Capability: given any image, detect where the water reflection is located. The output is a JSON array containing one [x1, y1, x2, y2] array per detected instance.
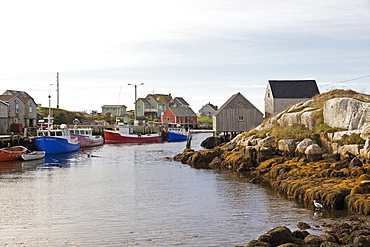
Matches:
[[0, 134, 351, 246]]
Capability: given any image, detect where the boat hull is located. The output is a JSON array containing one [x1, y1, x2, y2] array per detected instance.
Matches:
[[34, 136, 80, 154], [103, 130, 162, 143], [71, 135, 104, 147], [167, 132, 188, 142], [0, 146, 27, 162], [21, 151, 46, 161]]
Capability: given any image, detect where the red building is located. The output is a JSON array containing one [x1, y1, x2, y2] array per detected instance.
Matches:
[[161, 107, 198, 124]]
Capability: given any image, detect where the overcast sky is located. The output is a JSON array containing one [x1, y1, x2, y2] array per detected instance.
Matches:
[[0, 0, 369, 114]]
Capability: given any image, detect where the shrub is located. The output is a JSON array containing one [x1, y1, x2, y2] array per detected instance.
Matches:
[[338, 133, 366, 145]]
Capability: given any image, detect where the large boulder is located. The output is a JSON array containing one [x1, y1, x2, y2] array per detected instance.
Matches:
[[304, 144, 323, 161], [323, 98, 370, 130], [257, 226, 295, 247], [278, 139, 296, 156], [339, 144, 363, 159], [186, 149, 221, 168], [300, 109, 322, 130], [360, 122, 370, 140], [295, 138, 316, 157]]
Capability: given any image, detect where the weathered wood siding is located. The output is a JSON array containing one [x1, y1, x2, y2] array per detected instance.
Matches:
[[213, 93, 263, 132], [0, 102, 8, 134], [213, 108, 263, 132]]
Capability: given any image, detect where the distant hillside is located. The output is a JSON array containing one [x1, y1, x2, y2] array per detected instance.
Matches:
[[37, 107, 92, 125]]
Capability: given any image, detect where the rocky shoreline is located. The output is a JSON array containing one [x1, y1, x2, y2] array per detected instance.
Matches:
[[240, 214, 370, 247], [173, 137, 370, 246], [173, 90, 370, 246]]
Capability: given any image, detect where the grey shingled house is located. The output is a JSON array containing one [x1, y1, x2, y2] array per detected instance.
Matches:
[[213, 92, 263, 134], [264, 80, 320, 118]]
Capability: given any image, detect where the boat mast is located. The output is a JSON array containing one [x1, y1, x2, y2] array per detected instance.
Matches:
[[45, 95, 54, 130]]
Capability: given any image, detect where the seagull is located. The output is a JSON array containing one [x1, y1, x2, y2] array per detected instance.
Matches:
[[313, 200, 323, 210]]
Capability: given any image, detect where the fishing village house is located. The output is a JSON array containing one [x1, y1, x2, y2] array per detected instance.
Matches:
[[0, 90, 38, 134], [161, 107, 198, 127], [213, 92, 263, 136], [264, 79, 320, 118], [136, 93, 193, 120], [101, 105, 127, 117], [0, 100, 9, 134], [101, 104, 130, 123], [199, 102, 218, 117], [3, 90, 38, 128]]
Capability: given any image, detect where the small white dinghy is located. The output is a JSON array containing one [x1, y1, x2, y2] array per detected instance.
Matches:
[[21, 151, 46, 161]]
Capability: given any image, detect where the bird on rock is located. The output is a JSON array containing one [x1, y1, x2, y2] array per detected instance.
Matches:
[[313, 200, 323, 210]]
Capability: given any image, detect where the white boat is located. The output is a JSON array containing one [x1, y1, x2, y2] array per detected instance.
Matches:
[[21, 151, 46, 161]]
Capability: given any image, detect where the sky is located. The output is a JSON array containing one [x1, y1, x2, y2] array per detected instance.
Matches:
[[0, 0, 369, 114]]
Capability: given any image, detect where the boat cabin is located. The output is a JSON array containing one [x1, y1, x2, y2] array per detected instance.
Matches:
[[36, 129, 71, 137], [70, 129, 93, 136], [115, 124, 134, 135]]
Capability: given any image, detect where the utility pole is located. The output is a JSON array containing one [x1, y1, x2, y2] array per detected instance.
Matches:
[[56, 72, 60, 108]]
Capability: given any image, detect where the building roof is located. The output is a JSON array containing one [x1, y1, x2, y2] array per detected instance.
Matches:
[[0, 100, 9, 106], [268, 80, 320, 99], [174, 97, 189, 106], [3, 90, 32, 98], [3, 90, 37, 105], [215, 92, 262, 116], [101, 104, 127, 108], [137, 98, 150, 104], [0, 95, 21, 102], [148, 94, 172, 105], [169, 107, 197, 117], [203, 102, 217, 111]]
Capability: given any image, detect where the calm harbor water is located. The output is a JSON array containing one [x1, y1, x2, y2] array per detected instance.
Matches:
[[0, 133, 348, 246]]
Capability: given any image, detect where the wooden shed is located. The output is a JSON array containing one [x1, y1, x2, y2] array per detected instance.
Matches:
[[213, 92, 263, 133]]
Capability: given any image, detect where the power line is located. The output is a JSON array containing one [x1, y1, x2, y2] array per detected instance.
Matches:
[[320, 74, 370, 87]]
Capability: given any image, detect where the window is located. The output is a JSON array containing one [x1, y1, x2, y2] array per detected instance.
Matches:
[[166, 117, 170, 120], [29, 106, 33, 113], [238, 116, 244, 121], [15, 103, 19, 113]]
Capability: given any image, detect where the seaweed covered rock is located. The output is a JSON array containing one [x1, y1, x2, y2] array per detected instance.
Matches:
[[173, 148, 195, 164], [186, 149, 221, 168], [256, 226, 295, 247], [201, 136, 226, 149]]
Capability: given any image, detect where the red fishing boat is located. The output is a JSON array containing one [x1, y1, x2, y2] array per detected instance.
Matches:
[[103, 124, 162, 143], [0, 146, 28, 162]]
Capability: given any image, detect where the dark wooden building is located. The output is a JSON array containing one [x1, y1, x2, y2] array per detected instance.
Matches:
[[213, 92, 263, 133]]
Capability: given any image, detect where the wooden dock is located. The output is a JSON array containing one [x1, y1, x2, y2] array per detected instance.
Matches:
[[0, 135, 20, 147]]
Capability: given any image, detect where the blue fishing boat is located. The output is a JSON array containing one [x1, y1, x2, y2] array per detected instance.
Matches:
[[167, 127, 190, 142], [33, 96, 80, 154], [34, 124, 80, 154]]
